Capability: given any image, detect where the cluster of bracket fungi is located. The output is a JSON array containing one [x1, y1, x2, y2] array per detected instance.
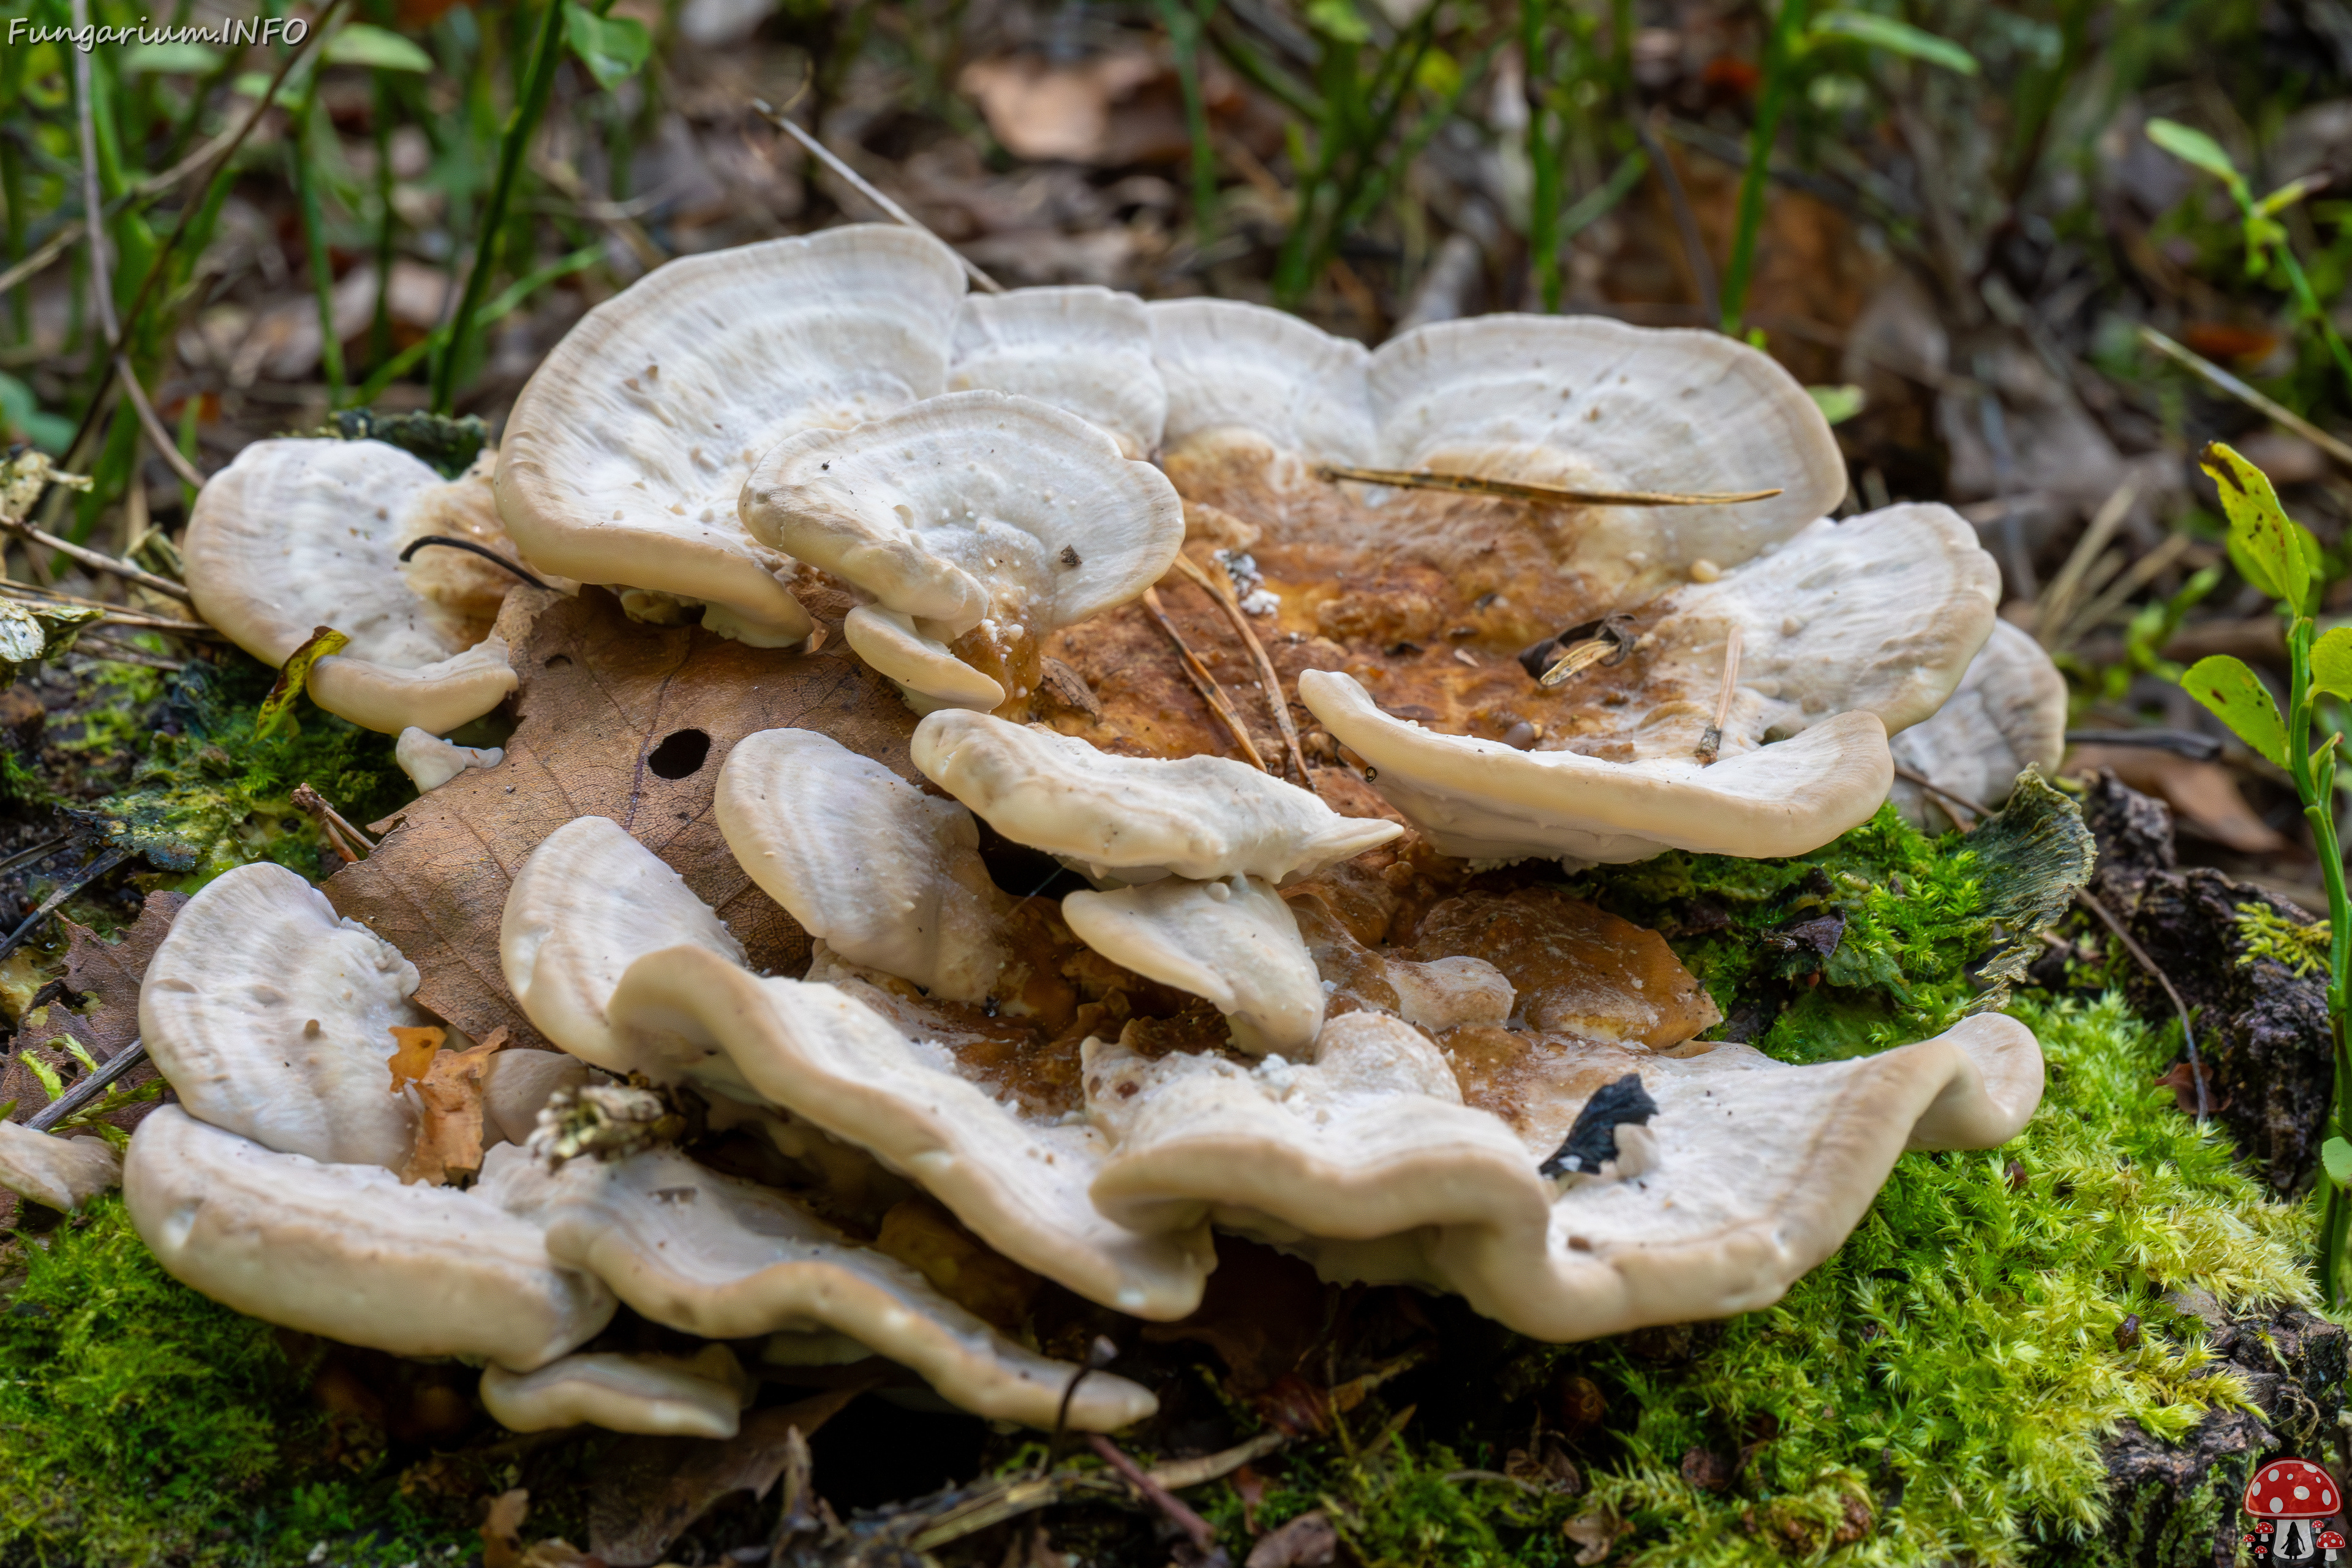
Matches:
[[10, 225, 2068, 1442]]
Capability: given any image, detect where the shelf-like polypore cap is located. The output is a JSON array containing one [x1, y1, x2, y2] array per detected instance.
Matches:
[[948, 286, 1166, 459], [125, 1106, 616, 1370], [1891, 620, 2068, 830], [0, 1121, 121, 1211], [911, 709, 1401, 883], [714, 728, 1008, 1003], [741, 391, 1183, 712], [496, 226, 969, 648], [499, 1144, 1159, 1430], [1148, 299, 1376, 461], [1061, 876, 1324, 1056], [140, 861, 425, 1169], [186, 439, 519, 736], [479, 1346, 750, 1438], [501, 815, 747, 1076]]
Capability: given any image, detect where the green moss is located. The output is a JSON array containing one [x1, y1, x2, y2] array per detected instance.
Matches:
[[2233, 900, 2328, 978], [1212, 995, 2309, 1567], [0, 1199, 467, 1566], [88, 657, 405, 889]]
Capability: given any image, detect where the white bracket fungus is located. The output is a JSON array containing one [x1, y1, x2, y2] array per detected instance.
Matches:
[[1297, 504, 2000, 863], [126, 1107, 617, 1370], [948, 286, 1166, 459], [497, 1145, 1158, 1431], [395, 726, 505, 792], [715, 728, 1008, 1003], [186, 439, 520, 736], [1890, 620, 2069, 831], [0, 1121, 121, 1211], [140, 861, 426, 1169], [740, 391, 1184, 714], [497, 227, 970, 648], [911, 709, 1401, 883], [1061, 876, 1325, 1057], [479, 1346, 752, 1439]]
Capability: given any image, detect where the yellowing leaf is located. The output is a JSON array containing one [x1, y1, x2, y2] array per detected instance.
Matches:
[[2180, 654, 2288, 767], [2202, 441, 2314, 612], [2313, 626, 2352, 702], [255, 625, 350, 740], [385, 1024, 445, 1093]]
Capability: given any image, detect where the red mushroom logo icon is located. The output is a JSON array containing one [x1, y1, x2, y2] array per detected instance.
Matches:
[[2245, 1460, 2345, 1561]]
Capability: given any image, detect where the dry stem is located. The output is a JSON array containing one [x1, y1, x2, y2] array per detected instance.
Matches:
[[1169, 552, 1311, 782], [1140, 586, 1271, 772]]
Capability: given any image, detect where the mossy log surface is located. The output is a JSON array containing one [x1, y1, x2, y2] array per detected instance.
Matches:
[[0, 657, 2330, 1568]]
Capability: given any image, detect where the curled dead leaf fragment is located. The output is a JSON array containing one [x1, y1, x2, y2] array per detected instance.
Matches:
[[1245, 1509, 1336, 1568], [481, 1487, 595, 1568], [1565, 1504, 1631, 1566], [401, 1027, 507, 1186], [255, 625, 352, 739], [386, 1025, 445, 1094]]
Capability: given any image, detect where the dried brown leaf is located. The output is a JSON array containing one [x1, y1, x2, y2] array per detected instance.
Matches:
[[587, 1384, 870, 1567], [400, 1029, 505, 1186], [0, 892, 187, 1134], [385, 1025, 446, 1094], [2066, 744, 2288, 855], [323, 587, 918, 1050], [1245, 1510, 1336, 1568]]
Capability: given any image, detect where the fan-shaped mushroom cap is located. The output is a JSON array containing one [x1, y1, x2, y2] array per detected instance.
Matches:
[[741, 391, 1184, 712], [1149, 299, 1376, 461], [481, 1049, 592, 1147], [500, 1143, 1158, 1430], [1085, 1011, 2042, 1341], [714, 728, 1008, 1002], [124, 1107, 615, 1369], [496, 227, 969, 648], [1365, 316, 1846, 565], [0, 1122, 120, 1210], [1891, 620, 2068, 831], [911, 709, 1401, 883], [396, 726, 504, 791], [948, 287, 1166, 459], [601, 942, 1213, 1317], [480, 1346, 750, 1438], [842, 606, 1009, 715], [1062, 876, 1324, 1056], [1295, 505, 1999, 863], [140, 861, 424, 1169], [186, 439, 519, 736], [1302, 670, 1891, 863], [501, 815, 746, 1076]]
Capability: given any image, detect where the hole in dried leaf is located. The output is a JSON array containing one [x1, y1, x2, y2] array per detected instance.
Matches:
[[545, 654, 573, 669], [647, 729, 712, 779]]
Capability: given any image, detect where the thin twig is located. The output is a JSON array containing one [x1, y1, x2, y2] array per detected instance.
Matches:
[[0, 116, 248, 301], [0, 839, 70, 880], [751, 99, 1005, 294], [1695, 624, 1742, 765], [72, 635, 186, 671], [2054, 530, 2195, 652], [2140, 325, 2352, 473], [1316, 463, 1777, 508], [113, 366, 206, 491], [1085, 1435, 1219, 1556], [1893, 764, 1985, 825], [1141, 587, 1270, 772], [2076, 886, 2211, 1125], [398, 535, 549, 589], [0, 846, 130, 968], [26, 1038, 146, 1134], [2036, 481, 2138, 649], [292, 783, 376, 862], [1631, 107, 1719, 327], [0, 521, 194, 604], [1169, 554, 1310, 783]]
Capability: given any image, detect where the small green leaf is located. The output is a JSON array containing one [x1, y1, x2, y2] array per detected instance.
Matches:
[[562, 3, 650, 90], [2146, 118, 2242, 187], [2203, 440, 2314, 612], [2316, 627, 2352, 701], [1304, 0, 1371, 42], [120, 40, 224, 75], [1810, 10, 1980, 74], [1807, 384, 1866, 425], [325, 22, 434, 72], [2258, 175, 2325, 217], [255, 625, 352, 740], [2180, 654, 2288, 767], [2326, 1136, 2352, 1189]]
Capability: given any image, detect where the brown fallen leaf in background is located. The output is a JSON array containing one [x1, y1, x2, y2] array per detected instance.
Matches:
[[0, 892, 186, 1137], [480, 1488, 597, 1568], [325, 587, 918, 1051], [1245, 1510, 1336, 1568], [385, 1025, 445, 1093], [2154, 1060, 2231, 1115], [400, 1027, 508, 1186], [588, 1383, 871, 1567], [2065, 745, 2288, 855]]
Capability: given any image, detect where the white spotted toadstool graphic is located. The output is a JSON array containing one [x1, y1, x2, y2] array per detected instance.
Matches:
[[2245, 1458, 2343, 1562]]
